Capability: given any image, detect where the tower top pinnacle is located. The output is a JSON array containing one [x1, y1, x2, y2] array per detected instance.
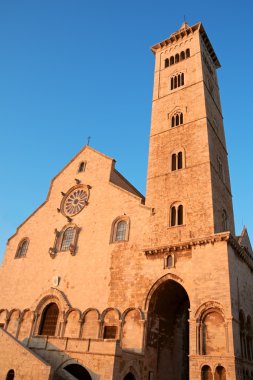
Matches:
[[179, 21, 190, 30]]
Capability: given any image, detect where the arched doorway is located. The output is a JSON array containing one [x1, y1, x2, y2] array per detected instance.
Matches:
[[147, 279, 190, 380], [64, 364, 92, 379], [124, 373, 136, 380], [39, 303, 59, 336]]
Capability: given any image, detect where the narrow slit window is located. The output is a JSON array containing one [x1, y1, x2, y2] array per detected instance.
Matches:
[[175, 54, 179, 63], [171, 116, 175, 128], [171, 77, 174, 90], [180, 113, 183, 124], [174, 76, 177, 89], [178, 152, 183, 169], [171, 206, 176, 226], [178, 205, 183, 225], [170, 56, 174, 65], [165, 58, 169, 68], [172, 154, 177, 171], [181, 73, 184, 85], [178, 74, 181, 87], [186, 49, 190, 58], [78, 161, 86, 173]]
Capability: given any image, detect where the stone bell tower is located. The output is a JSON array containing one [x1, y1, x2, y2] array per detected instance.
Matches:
[[146, 22, 235, 245]]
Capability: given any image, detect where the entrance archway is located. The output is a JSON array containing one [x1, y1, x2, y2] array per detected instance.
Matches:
[[124, 373, 136, 380], [64, 364, 92, 379], [39, 303, 59, 336], [147, 279, 190, 380]]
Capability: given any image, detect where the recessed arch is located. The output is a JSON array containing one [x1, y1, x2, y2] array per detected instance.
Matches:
[[33, 287, 71, 314], [64, 364, 92, 380], [146, 278, 190, 379], [144, 273, 190, 311]]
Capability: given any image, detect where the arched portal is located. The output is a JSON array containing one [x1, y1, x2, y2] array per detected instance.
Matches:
[[64, 364, 92, 380], [147, 279, 190, 380], [39, 302, 59, 336], [123, 374, 136, 380]]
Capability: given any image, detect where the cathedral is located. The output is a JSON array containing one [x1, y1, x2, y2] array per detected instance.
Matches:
[[0, 21, 252, 380]]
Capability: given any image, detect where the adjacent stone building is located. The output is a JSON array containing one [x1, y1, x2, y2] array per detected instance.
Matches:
[[0, 21, 252, 380]]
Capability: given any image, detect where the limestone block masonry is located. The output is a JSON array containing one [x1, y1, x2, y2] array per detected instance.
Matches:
[[0, 21, 252, 380]]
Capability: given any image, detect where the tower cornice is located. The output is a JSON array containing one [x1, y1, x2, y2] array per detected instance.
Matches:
[[144, 232, 253, 271], [151, 22, 221, 69]]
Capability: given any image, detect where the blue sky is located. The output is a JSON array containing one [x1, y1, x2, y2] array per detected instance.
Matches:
[[0, 0, 253, 262]]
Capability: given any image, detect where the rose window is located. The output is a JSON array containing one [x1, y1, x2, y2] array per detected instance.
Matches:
[[61, 186, 89, 217]]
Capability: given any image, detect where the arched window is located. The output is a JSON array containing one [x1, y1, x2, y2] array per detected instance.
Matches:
[[178, 205, 183, 225], [78, 161, 86, 173], [116, 221, 127, 241], [178, 74, 181, 87], [171, 77, 174, 90], [201, 365, 212, 380], [171, 116, 175, 128], [175, 54, 179, 63], [171, 112, 183, 128], [111, 217, 130, 243], [178, 152, 183, 169], [170, 56, 174, 65], [164, 58, 169, 68], [170, 73, 184, 91], [222, 210, 228, 231], [6, 370, 15, 380], [180, 51, 185, 60], [214, 366, 226, 380], [171, 154, 177, 171], [39, 303, 59, 336], [186, 48, 190, 58], [171, 206, 176, 226], [61, 227, 75, 251], [170, 204, 184, 226], [171, 151, 184, 171], [166, 254, 174, 268], [49, 224, 80, 257], [15, 239, 29, 258], [181, 73, 184, 85]]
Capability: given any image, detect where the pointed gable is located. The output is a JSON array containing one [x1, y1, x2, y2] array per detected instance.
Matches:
[[238, 226, 253, 254]]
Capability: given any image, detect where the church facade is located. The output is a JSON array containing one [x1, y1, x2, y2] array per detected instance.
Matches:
[[0, 22, 252, 380]]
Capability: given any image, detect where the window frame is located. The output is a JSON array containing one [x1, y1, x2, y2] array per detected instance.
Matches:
[[49, 224, 80, 257], [15, 238, 29, 259], [169, 203, 184, 227], [111, 216, 130, 243]]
